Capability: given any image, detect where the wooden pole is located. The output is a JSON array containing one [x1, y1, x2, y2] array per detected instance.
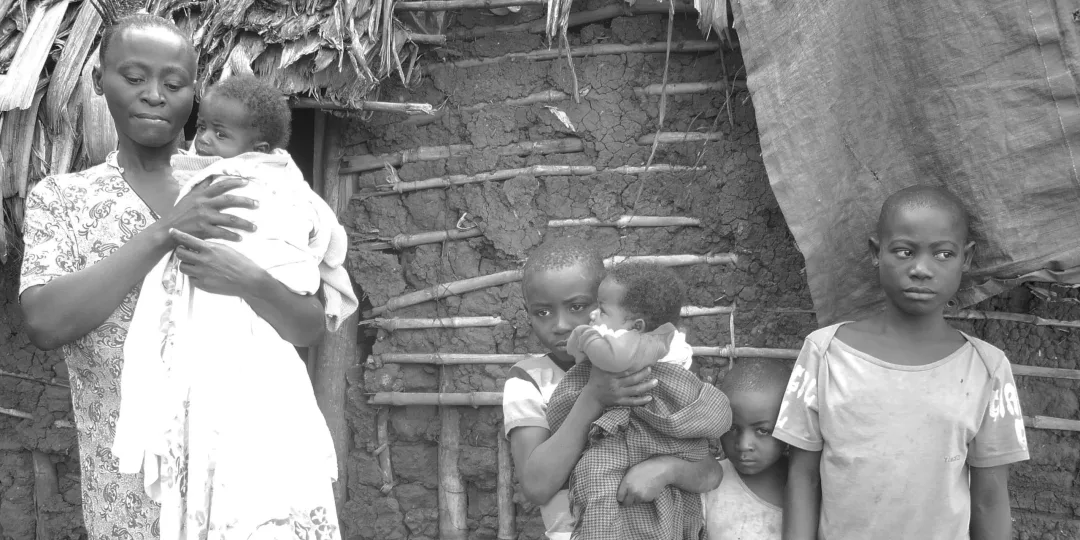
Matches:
[[1012, 365, 1080, 381], [946, 309, 1080, 329], [438, 366, 468, 540], [445, 1, 694, 39], [361, 316, 506, 330], [396, 0, 544, 10], [547, 215, 701, 228], [365, 253, 737, 317], [369, 392, 503, 406], [307, 110, 327, 384], [634, 80, 747, 96], [341, 139, 583, 174], [292, 98, 438, 115], [637, 132, 725, 145], [496, 433, 515, 540], [1024, 415, 1080, 432], [32, 450, 58, 540], [362, 164, 595, 196], [0, 368, 69, 388], [434, 41, 725, 70], [311, 114, 358, 519]]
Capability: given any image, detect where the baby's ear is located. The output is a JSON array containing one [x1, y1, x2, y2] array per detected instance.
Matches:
[[631, 318, 646, 332], [254, 141, 271, 153]]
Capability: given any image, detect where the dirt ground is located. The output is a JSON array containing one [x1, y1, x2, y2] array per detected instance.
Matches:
[[0, 1, 1077, 538]]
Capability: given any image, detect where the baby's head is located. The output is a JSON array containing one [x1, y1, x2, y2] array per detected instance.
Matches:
[[194, 74, 291, 158], [871, 185, 974, 316], [593, 262, 684, 333], [522, 237, 605, 363], [720, 359, 792, 477]]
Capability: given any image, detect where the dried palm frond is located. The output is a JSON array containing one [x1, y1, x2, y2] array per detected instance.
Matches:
[[79, 49, 117, 165], [0, 0, 70, 111], [693, 0, 728, 40], [0, 0, 17, 22], [0, 79, 45, 198], [278, 31, 321, 69], [218, 31, 264, 80], [45, 0, 101, 131], [49, 81, 82, 176]]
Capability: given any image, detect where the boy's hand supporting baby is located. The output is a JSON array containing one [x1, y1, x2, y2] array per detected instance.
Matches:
[[583, 364, 658, 407]]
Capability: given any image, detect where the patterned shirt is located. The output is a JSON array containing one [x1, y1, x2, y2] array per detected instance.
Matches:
[[20, 152, 161, 540], [774, 323, 1030, 540]]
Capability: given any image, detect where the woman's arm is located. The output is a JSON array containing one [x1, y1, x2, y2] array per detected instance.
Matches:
[[970, 465, 1011, 540], [783, 448, 822, 540], [616, 455, 723, 506], [512, 366, 657, 505], [21, 178, 257, 350]]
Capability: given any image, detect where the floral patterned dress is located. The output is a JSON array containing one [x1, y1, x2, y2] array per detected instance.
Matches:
[[20, 152, 161, 540]]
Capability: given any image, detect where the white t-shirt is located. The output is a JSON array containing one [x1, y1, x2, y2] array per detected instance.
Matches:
[[774, 323, 1030, 540], [702, 459, 782, 540]]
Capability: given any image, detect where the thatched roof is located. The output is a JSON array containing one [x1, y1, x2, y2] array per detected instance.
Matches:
[[0, 0, 727, 263]]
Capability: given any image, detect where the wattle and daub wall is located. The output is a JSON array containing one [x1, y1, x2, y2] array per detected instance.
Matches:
[[1, 1, 1078, 538]]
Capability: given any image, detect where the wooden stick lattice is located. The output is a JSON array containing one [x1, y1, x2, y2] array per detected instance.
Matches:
[[638, 132, 725, 145], [0, 407, 74, 428], [438, 365, 468, 540], [0, 368, 69, 388], [292, 99, 438, 114], [445, 1, 694, 39], [364, 253, 738, 317]]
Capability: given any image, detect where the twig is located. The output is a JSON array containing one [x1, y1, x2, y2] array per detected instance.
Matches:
[[375, 408, 396, 493], [548, 215, 701, 228], [0, 407, 74, 428], [360, 164, 595, 196], [292, 98, 438, 115], [361, 316, 506, 330], [0, 368, 69, 388], [630, 0, 676, 215], [342, 139, 583, 174]]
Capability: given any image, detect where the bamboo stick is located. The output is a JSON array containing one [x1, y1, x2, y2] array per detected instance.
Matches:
[[436, 41, 724, 70], [365, 253, 737, 317], [461, 90, 570, 112], [362, 316, 506, 330], [1012, 365, 1080, 381], [1024, 415, 1080, 432], [445, 1, 694, 39], [368, 392, 503, 406], [496, 432, 515, 540], [548, 215, 701, 228], [33, 450, 58, 540], [396, 0, 545, 10], [946, 310, 1080, 329], [359, 228, 484, 250], [375, 408, 396, 494], [404, 32, 447, 45], [292, 98, 438, 115], [341, 138, 583, 174], [637, 132, 725, 145], [0, 408, 74, 428], [358, 214, 701, 250], [634, 80, 747, 96], [692, 346, 799, 359], [608, 164, 707, 174], [0, 368, 69, 388], [363, 164, 595, 196], [439, 367, 468, 540], [375, 354, 535, 365], [311, 116, 355, 517]]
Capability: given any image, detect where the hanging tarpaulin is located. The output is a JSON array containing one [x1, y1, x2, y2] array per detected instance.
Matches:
[[731, 0, 1080, 324]]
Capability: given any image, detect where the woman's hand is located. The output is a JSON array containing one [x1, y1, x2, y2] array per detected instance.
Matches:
[[162, 176, 257, 243], [583, 365, 659, 408], [170, 229, 264, 297]]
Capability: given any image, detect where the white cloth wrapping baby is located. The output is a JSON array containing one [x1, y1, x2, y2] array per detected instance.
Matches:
[[113, 150, 358, 540]]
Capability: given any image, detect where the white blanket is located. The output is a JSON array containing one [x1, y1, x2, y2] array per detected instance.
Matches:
[[114, 150, 355, 540]]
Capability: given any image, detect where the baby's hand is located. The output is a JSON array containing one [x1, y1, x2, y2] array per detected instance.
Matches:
[[617, 459, 670, 505], [583, 365, 657, 408]]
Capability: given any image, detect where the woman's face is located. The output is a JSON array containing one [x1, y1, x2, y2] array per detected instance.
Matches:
[[93, 26, 196, 150]]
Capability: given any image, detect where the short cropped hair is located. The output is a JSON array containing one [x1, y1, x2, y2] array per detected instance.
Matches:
[[522, 236, 605, 291], [876, 185, 971, 242], [207, 74, 292, 149], [98, 13, 194, 65], [606, 262, 684, 332], [720, 358, 793, 398]]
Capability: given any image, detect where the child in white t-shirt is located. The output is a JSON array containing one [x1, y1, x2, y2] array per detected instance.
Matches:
[[702, 358, 791, 540], [777, 186, 1030, 540]]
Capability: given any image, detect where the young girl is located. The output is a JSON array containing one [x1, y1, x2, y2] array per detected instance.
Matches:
[[503, 238, 723, 539], [114, 74, 356, 540], [547, 262, 731, 540], [777, 186, 1029, 540], [703, 359, 791, 540]]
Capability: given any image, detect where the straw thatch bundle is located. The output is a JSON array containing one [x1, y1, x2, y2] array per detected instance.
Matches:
[[0, 0, 443, 263]]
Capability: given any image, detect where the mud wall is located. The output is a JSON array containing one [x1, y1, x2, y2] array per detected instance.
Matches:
[[0, 2, 1077, 539]]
